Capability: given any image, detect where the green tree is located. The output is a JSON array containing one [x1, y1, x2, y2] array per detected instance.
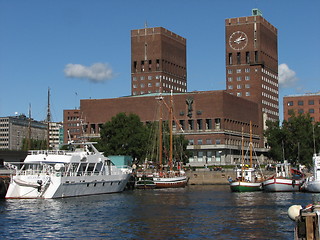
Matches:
[[98, 113, 149, 161], [264, 112, 320, 167], [21, 138, 47, 151]]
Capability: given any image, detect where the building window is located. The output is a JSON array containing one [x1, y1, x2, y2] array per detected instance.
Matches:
[[140, 76, 145, 80], [148, 60, 152, 71], [216, 139, 221, 145], [197, 119, 203, 130], [298, 109, 304, 114], [237, 76, 241, 81], [254, 51, 258, 63], [228, 77, 233, 82], [180, 120, 185, 130], [237, 92, 242, 97], [246, 52, 250, 64], [214, 118, 221, 130], [245, 76, 250, 80], [189, 139, 194, 145], [133, 84, 137, 88], [188, 120, 194, 130], [309, 100, 314, 105], [141, 60, 145, 72], [309, 109, 315, 113], [197, 139, 203, 145], [148, 83, 152, 87], [237, 52, 241, 64], [245, 92, 251, 96], [228, 69, 233, 74], [237, 84, 241, 89], [148, 76, 152, 80], [156, 59, 160, 71], [245, 68, 250, 73], [206, 139, 212, 145], [228, 53, 232, 65], [228, 85, 233, 89], [236, 69, 241, 73], [298, 100, 304, 106], [140, 83, 145, 88], [206, 119, 212, 129], [287, 101, 293, 106], [245, 84, 250, 88], [133, 76, 137, 81], [156, 82, 160, 87]]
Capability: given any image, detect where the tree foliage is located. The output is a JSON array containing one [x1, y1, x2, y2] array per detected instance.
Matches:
[[97, 113, 190, 165], [21, 138, 47, 151], [98, 113, 149, 161], [264, 112, 320, 167]]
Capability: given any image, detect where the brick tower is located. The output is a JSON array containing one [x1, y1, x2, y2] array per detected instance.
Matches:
[[131, 27, 187, 96], [225, 9, 279, 123]]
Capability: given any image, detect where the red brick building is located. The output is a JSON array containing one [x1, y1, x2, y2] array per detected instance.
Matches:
[[225, 9, 279, 123], [283, 92, 320, 122], [131, 27, 187, 96], [63, 9, 277, 166]]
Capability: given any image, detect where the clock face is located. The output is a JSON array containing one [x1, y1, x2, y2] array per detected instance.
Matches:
[[229, 31, 248, 51]]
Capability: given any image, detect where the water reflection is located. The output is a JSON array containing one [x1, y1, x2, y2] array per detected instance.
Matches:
[[0, 186, 315, 239]]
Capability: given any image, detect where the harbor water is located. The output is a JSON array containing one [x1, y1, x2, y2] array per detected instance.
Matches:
[[0, 185, 318, 239]]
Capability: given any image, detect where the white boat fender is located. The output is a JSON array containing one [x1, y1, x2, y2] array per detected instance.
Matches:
[[288, 205, 302, 221]]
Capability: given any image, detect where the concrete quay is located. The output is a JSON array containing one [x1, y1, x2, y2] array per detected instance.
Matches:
[[186, 169, 236, 185]]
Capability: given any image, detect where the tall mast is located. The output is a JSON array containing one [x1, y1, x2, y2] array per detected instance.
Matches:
[[46, 87, 51, 149], [250, 121, 253, 168], [169, 91, 173, 171], [28, 103, 32, 150], [241, 127, 244, 178], [159, 95, 163, 174]]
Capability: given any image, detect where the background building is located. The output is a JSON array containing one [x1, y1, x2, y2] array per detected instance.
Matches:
[[225, 9, 279, 125], [63, 9, 276, 166], [79, 91, 267, 166], [283, 92, 320, 122], [48, 122, 63, 149], [131, 27, 187, 96], [0, 115, 47, 150]]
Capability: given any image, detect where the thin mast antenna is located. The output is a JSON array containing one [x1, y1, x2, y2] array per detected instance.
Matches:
[[46, 87, 52, 122]]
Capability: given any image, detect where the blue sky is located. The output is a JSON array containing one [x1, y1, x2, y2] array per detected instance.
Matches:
[[1, 0, 319, 122]]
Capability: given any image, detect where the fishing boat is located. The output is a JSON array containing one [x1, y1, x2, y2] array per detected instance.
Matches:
[[229, 123, 263, 192], [152, 92, 188, 188], [263, 161, 303, 192], [300, 153, 320, 192], [5, 142, 132, 199]]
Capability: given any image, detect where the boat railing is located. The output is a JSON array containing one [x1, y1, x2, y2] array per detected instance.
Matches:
[[28, 150, 69, 155]]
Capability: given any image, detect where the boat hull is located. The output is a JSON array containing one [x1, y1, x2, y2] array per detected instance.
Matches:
[[230, 181, 262, 192], [5, 174, 131, 199], [263, 177, 301, 192], [153, 176, 188, 188], [304, 180, 320, 193]]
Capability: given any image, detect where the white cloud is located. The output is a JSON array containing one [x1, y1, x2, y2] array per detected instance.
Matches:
[[64, 63, 114, 83], [278, 63, 298, 88]]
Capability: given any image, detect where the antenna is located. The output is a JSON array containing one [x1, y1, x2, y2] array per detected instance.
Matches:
[[144, 20, 148, 28], [46, 87, 52, 122]]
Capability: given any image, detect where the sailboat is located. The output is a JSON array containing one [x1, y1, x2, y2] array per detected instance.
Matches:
[[300, 153, 320, 192], [229, 122, 263, 192], [262, 160, 303, 192], [152, 92, 188, 188]]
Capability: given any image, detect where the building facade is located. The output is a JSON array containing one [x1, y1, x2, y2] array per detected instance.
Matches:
[[48, 122, 63, 150], [225, 9, 279, 124], [76, 91, 267, 166], [131, 27, 187, 96], [0, 115, 47, 150], [63, 9, 277, 166], [283, 92, 320, 122]]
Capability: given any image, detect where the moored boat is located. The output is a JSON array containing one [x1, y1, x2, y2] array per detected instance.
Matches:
[[5, 142, 132, 199], [300, 153, 320, 192], [263, 161, 303, 192], [229, 123, 263, 192]]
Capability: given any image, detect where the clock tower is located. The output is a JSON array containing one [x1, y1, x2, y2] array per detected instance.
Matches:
[[225, 9, 279, 123]]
